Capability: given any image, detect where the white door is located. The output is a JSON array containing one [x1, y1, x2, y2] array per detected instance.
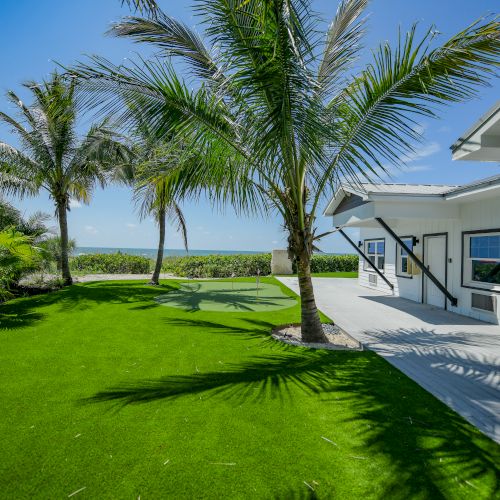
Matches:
[[424, 235, 447, 308]]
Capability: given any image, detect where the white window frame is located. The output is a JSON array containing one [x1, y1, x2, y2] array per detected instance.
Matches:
[[364, 238, 385, 273], [463, 231, 500, 292], [396, 237, 414, 278]]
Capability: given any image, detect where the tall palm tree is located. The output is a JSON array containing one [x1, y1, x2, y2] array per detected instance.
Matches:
[[113, 113, 189, 286], [135, 172, 188, 285], [0, 73, 129, 285], [72, 0, 500, 341]]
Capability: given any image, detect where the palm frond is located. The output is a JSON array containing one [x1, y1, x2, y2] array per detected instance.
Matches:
[[167, 201, 188, 252], [318, 0, 368, 95], [121, 0, 159, 16], [110, 13, 219, 80], [312, 17, 500, 218]]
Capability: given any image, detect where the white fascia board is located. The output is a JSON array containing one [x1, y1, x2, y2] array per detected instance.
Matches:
[[452, 102, 500, 161], [445, 182, 500, 202]]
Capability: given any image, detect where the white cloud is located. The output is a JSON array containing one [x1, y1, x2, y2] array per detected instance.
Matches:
[[404, 141, 441, 162], [84, 225, 98, 235], [126, 223, 137, 229], [437, 125, 451, 133], [69, 199, 81, 209]]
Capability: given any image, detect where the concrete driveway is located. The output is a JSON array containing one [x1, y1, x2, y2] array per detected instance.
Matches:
[[278, 277, 500, 444]]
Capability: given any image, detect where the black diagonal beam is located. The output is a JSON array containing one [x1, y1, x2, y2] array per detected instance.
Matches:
[[337, 227, 394, 290], [375, 217, 458, 307]]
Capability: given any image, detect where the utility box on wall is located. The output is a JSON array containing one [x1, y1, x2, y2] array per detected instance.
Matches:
[[271, 249, 293, 275]]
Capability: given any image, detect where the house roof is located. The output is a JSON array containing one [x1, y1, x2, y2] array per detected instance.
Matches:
[[451, 100, 500, 161], [349, 183, 458, 196], [323, 173, 500, 217]]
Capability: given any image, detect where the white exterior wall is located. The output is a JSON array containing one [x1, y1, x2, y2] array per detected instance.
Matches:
[[357, 196, 500, 325]]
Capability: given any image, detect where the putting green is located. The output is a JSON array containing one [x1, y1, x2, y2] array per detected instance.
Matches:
[[155, 280, 297, 312]]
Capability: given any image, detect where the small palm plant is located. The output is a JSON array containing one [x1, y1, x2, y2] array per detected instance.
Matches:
[[0, 73, 129, 285], [72, 0, 500, 341], [0, 229, 40, 300]]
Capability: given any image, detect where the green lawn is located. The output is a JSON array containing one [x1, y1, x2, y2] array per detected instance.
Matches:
[[0, 278, 498, 499]]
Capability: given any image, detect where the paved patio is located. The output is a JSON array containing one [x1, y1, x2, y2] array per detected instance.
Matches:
[[278, 277, 500, 444]]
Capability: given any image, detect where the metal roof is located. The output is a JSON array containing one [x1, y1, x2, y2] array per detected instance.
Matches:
[[324, 174, 500, 216], [354, 183, 458, 196]]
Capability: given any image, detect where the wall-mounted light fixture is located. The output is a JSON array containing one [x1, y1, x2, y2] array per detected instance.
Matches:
[[412, 236, 420, 246], [358, 241, 363, 248]]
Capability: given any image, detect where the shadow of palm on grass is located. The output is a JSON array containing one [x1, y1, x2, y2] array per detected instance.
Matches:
[[87, 351, 336, 406], [0, 282, 178, 330], [0, 299, 46, 330], [88, 349, 500, 498], [155, 281, 296, 312]]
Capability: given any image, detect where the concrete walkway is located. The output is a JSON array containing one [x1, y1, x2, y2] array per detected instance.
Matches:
[[278, 277, 500, 444]]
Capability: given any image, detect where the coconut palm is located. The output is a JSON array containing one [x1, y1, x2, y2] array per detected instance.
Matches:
[[119, 127, 188, 285], [71, 0, 500, 341], [135, 172, 188, 285], [0, 73, 129, 285]]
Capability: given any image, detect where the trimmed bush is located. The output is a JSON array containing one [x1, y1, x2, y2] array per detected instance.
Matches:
[[162, 253, 358, 278], [70, 253, 151, 274], [309, 254, 359, 273], [162, 254, 272, 278]]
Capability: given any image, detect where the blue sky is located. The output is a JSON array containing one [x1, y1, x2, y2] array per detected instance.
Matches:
[[1, 0, 498, 252]]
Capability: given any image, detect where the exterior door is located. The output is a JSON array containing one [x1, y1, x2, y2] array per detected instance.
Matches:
[[424, 234, 447, 308]]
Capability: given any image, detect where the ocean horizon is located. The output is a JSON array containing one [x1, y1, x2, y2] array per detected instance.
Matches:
[[75, 247, 347, 258], [75, 247, 268, 258]]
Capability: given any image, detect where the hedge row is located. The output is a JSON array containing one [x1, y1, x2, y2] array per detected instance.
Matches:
[[162, 253, 358, 278], [308, 254, 359, 273], [70, 253, 151, 274], [162, 254, 272, 278]]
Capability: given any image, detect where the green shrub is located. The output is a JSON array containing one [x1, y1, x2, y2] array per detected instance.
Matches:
[[162, 253, 358, 278], [309, 254, 359, 273], [162, 254, 272, 278], [70, 253, 151, 274]]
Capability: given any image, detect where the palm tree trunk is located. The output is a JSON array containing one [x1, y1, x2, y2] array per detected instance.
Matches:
[[150, 206, 166, 285], [57, 202, 73, 286], [296, 247, 327, 343]]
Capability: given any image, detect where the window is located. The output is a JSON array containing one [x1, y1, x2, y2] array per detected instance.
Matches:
[[364, 239, 385, 272], [463, 231, 500, 290], [396, 237, 414, 277]]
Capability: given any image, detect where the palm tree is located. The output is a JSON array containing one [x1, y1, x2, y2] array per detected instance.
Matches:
[[0, 73, 129, 285], [119, 126, 188, 286], [135, 173, 188, 285], [71, 1, 500, 341]]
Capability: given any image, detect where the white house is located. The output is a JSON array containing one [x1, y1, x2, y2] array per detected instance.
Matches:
[[324, 102, 500, 324]]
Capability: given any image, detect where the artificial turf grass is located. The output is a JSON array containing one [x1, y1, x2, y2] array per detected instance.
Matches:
[[0, 278, 498, 499], [155, 280, 297, 312]]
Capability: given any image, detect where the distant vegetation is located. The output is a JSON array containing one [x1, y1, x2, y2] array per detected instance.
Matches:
[[161, 253, 358, 278], [70, 253, 151, 274]]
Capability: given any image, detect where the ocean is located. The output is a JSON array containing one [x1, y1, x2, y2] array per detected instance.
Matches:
[[75, 247, 266, 258]]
